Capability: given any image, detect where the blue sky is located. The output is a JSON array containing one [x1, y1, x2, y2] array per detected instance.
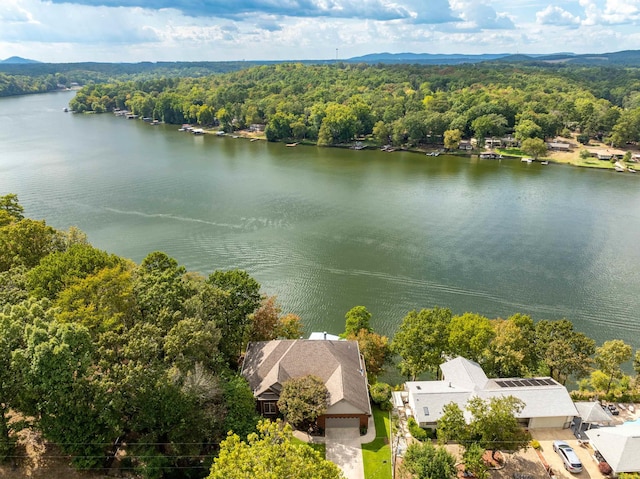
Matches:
[[0, 0, 638, 62]]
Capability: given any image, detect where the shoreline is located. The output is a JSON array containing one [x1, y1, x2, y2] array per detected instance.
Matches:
[[129, 116, 640, 174]]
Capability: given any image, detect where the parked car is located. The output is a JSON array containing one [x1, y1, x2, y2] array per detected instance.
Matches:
[[553, 440, 583, 473], [607, 404, 619, 415]]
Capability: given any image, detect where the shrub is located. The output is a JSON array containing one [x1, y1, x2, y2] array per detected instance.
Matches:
[[599, 461, 612, 475], [530, 439, 540, 449], [369, 382, 392, 405], [407, 417, 428, 441]]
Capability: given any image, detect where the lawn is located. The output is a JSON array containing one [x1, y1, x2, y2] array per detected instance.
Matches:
[[362, 406, 392, 479]]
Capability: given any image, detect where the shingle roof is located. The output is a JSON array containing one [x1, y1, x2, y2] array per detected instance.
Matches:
[[242, 339, 371, 415]]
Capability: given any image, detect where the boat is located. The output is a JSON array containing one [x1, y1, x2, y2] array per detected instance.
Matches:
[[63, 107, 68, 112], [521, 158, 533, 163], [614, 165, 625, 172], [250, 138, 259, 142], [286, 142, 299, 147], [426, 151, 440, 156], [541, 161, 549, 165], [628, 167, 636, 173], [215, 130, 225, 136], [192, 128, 205, 135]]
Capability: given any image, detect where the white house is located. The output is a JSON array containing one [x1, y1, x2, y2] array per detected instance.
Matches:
[[585, 425, 640, 475], [400, 357, 577, 430]]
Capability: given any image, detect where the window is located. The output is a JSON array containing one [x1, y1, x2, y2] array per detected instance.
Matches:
[[263, 402, 277, 415]]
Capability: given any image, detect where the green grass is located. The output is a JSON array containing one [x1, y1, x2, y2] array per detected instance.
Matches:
[[362, 407, 392, 479], [291, 436, 326, 458]]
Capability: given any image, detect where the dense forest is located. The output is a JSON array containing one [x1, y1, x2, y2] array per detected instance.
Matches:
[[0, 193, 304, 478], [0, 61, 261, 98], [64, 62, 640, 148], [1, 194, 640, 478]]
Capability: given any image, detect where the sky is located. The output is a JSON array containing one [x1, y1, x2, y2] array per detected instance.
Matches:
[[0, 0, 639, 63]]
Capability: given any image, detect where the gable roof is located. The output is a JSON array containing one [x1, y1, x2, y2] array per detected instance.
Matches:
[[440, 357, 489, 390], [585, 425, 640, 474], [242, 339, 371, 415]]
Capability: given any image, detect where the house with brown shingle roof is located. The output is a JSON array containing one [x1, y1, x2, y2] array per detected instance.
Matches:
[[241, 339, 372, 429]]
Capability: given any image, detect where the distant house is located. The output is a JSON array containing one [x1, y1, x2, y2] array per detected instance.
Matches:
[[249, 123, 266, 132], [241, 339, 372, 429], [396, 357, 577, 430], [485, 138, 502, 148], [459, 140, 473, 150], [546, 141, 572, 151], [586, 425, 640, 475]]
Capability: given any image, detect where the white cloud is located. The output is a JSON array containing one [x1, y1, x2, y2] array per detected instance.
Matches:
[[536, 5, 581, 26], [450, 1, 515, 30]]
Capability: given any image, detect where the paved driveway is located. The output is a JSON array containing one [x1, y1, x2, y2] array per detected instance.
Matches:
[[531, 429, 602, 479], [325, 425, 365, 479]]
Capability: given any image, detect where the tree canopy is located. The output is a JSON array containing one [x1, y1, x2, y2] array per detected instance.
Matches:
[[208, 420, 342, 479]]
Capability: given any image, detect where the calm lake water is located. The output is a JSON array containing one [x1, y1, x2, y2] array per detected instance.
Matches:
[[2, 90, 640, 349]]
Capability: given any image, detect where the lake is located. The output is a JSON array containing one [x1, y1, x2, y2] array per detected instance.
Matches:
[[2, 90, 640, 349]]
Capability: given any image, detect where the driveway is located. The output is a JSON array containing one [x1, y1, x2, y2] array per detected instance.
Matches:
[[325, 423, 365, 479], [531, 429, 602, 479]]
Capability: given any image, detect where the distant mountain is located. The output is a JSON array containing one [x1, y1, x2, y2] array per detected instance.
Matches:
[[347, 52, 512, 65], [1, 56, 40, 64], [494, 50, 640, 66], [347, 50, 640, 67]]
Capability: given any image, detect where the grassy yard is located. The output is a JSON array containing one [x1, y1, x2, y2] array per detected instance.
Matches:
[[362, 407, 392, 479]]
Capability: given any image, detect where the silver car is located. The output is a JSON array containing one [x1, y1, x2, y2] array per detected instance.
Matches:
[[553, 440, 583, 473]]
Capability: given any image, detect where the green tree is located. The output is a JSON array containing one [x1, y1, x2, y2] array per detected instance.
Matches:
[[484, 314, 536, 378], [391, 307, 452, 380], [27, 243, 124, 299], [436, 402, 467, 445], [471, 114, 507, 146], [466, 396, 530, 460], [448, 312, 495, 363], [444, 129, 462, 150], [207, 269, 261, 366], [277, 375, 328, 430], [463, 443, 489, 479], [0, 218, 62, 272], [521, 137, 547, 159], [208, 420, 342, 479], [514, 119, 543, 141], [535, 319, 595, 384], [317, 103, 357, 145], [0, 194, 24, 223], [594, 339, 633, 394], [222, 376, 260, 440], [402, 441, 457, 479], [634, 350, 640, 376], [344, 305, 372, 336]]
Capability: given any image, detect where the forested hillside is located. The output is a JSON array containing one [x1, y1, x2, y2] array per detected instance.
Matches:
[[0, 194, 305, 478], [67, 62, 640, 148]]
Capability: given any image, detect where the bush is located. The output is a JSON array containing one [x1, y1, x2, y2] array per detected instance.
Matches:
[[599, 461, 613, 475], [530, 439, 541, 449], [369, 382, 392, 404], [407, 417, 428, 441]]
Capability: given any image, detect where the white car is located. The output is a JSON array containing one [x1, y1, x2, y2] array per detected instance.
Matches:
[[553, 440, 583, 473]]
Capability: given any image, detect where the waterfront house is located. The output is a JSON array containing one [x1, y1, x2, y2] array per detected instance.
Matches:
[[241, 339, 372, 429], [586, 425, 640, 475], [396, 357, 577, 430]]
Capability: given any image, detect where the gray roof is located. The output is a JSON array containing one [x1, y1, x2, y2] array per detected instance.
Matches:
[[440, 357, 489, 390], [585, 425, 640, 474], [242, 339, 371, 415], [407, 356, 577, 424], [574, 402, 614, 424]]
